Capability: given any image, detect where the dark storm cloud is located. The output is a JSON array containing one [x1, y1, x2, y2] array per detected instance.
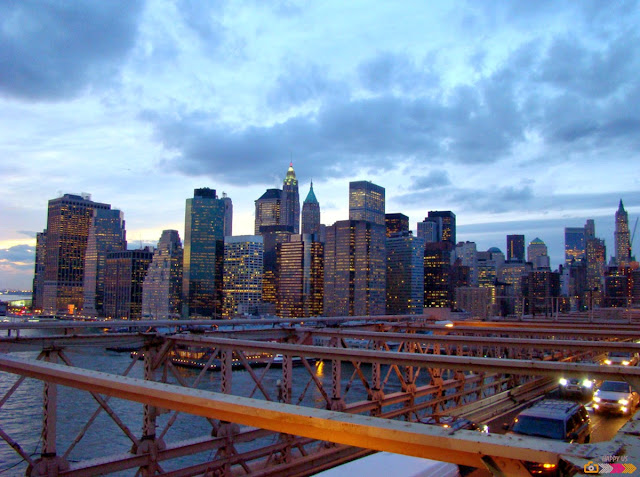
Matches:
[[0, 0, 144, 100], [0, 245, 34, 270]]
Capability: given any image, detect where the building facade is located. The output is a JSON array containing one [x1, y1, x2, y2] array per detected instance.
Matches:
[[386, 232, 424, 315], [103, 248, 153, 320], [615, 200, 632, 267], [565, 227, 586, 265], [301, 181, 321, 235], [222, 235, 264, 318], [506, 234, 525, 262], [31, 230, 47, 313], [282, 163, 300, 234], [385, 213, 409, 238], [255, 189, 283, 233], [427, 211, 456, 244], [348, 181, 385, 226], [142, 230, 183, 319]]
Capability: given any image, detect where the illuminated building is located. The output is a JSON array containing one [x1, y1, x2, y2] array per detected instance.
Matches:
[[324, 220, 386, 316], [222, 235, 263, 318], [31, 230, 47, 312], [103, 248, 153, 320], [301, 181, 321, 235], [499, 261, 530, 316], [42, 193, 112, 314], [423, 241, 454, 308], [277, 234, 324, 318], [282, 163, 300, 234], [385, 213, 409, 238], [527, 237, 549, 269], [349, 181, 385, 226], [255, 189, 283, 233], [523, 270, 560, 316], [615, 199, 632, 267], [565, 227, 586, 265], [182, 188, 226, 318], [455, 287, 491, 320], [142, 230, 183, 319], [82, 208, 127, 317], [386, 232, 424, 315], [426, 211, 456, 244], [506, 235, 525, 262], [586, 237, 606, 307], [260, 225, 293, 305], [455, 241, 477, 285], [417, 218, 440, 243]]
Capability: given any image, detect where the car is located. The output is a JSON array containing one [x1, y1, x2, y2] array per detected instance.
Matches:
[[419, 415, 489, 433], [603, 351, 639, 366], [593, 380, 639, 415], [505, 399, 591, 476], [558, 377, 594, 398]]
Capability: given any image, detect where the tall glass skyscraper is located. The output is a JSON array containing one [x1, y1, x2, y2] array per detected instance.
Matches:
[[301, 181, 320, 235], [42, 193, 112, 314], [349, 181, 385, 226], [255, 189, 283, 234], [386, 231, 424, 315], [182, 188, 226, 318], [142, 230, 183, 319], [615, 199, 631, 266], [104, 248, 153, 320], [222, 235, 264, 318], [425, 210, 456, 244], [282, 163, 300, 234], [506, 234, 525, 262], [565, 227, 586, 265]]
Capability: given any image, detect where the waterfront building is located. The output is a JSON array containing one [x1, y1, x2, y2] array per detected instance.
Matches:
[[423, 241, 454, 308], [301, 181, 321, 235], [142, 230, 183, 319], [282, 163, 300, 234], [277, 234, 324, 318], [386, 231, 424, 315], [565, 227, 586, 265], [222, 235, 264, 318], [42, 193, 112, 314], [255, 189, 284, 233], [426, 211, 456, 244], [103, 248, 153, 320], [31, 230, 47, 313], [349, 181, 385, 226], [182, 188, 226, 318], [82, 208, 127, 317], [506, 235, 525, 262], [385, 213, 409, 238], [324, 220, 386, 316], [615, 199, 632, 267]]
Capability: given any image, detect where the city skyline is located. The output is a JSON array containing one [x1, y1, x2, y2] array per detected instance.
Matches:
[[2, 1, 640, 289]]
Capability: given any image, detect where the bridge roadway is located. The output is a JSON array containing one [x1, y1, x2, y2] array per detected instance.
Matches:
[[1, 316, 640, 476]]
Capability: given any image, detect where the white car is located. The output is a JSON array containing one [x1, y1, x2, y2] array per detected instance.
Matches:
[[593, 381, 639, 415]]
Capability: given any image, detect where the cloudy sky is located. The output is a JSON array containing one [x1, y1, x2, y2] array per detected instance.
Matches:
[[1, 0, 639, 290]]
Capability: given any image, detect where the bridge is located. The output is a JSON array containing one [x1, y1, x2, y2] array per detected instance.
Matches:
[[1, 315, 640, 476]]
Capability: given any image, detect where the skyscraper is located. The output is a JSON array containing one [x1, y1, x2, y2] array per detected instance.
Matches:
[[260, 224, 293, 305], [301, 181, 321, 235], [386, 231, 424, 315], [222, 235, 264, 318], [182, 188, 226, 318], [324, 220, 386, 316], [423, 241, 454, 308], [103, 248, 153, 320], [42, 193, 112, 314], [527, 237, 549, 269], [222, 192, 233, 237], [615, 199, 631, 267], [31, 230, 47, 313], [565, 227, 586, 265], [255, 189, 283, 233], [385, 213, 409, 238], [423, 211, 456, 244], [282, 163, 300, 234], [277, 234, 324, 318], [142, 230, 183, 319], [506, 234, 525, 262], [417, 219, 440, 243], [349, 181, 385, 226], [82, 208, 127, 317]]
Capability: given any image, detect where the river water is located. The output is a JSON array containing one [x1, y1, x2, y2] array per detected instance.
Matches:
[[0, 328, 418, 475]]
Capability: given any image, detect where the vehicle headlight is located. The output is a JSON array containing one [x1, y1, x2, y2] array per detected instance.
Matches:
[[559, 378, 568, 386], [594, 396, 601, 402], [582, 380, 593, 388], [619, 399, 629, 405], [623, 361, 630, 366], [605, 359, 612, 365]]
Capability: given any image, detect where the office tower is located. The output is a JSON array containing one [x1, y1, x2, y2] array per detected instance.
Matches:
[[222, 192, 233, 237], [585, 237, 606, 307], [523, 270, 561, 316], [82, 209, 127, 317], [385, 213, 409, 238], [455, 241, 477, 286], [499, 261, 530, 316], [222, 235, 263, 318], [183, 188, 226, 318], [565, 227, 586, 265], [427, 211, 456, 244], [277, 234, 324, 318], [42, 193, 112, 314], [142, 230, 183, 319], [423, 241, 454, 308], [455, 287, 492, 319], [349, 181, 385, 226], [260, 224, 293, 305], [527, 237, 548, 268], [386, 231, 424, 315], [585, 219, 595, 240], [255, 189, 283, 233], [301, 181, 321, 235], [476, 248, 504, 287], [506, 235, 525, 262], [324, 220, 386, 316], [31, 230, 47, 313], [103, 248, 153, 320], [282, 163, 300, 234], [417, 218, 441, 243], [615, 199, 631, 267]]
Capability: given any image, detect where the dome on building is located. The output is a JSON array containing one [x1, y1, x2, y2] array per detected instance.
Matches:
[[284, 162, 297, 186], [487, 247, 502, 254], [530, 237, 545, 245]]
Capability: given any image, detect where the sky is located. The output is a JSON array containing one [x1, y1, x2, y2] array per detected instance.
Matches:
[[1, 0, 639, 290]]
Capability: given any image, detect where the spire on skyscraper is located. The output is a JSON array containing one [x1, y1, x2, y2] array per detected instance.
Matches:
[[304, 180, 318, 204]]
